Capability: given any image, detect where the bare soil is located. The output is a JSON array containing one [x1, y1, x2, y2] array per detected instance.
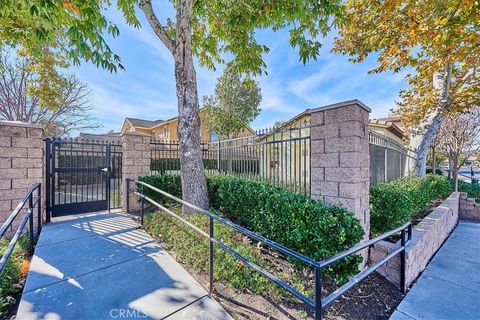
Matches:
[[209, 272, 402, 320]]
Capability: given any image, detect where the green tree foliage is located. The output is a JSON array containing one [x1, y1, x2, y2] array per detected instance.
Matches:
[[0, 0, 123, 72], [204, 68, 261, 136], [1, 0, 345, 210], [0, 48, 100, 136], [333, 0, 480, 176]]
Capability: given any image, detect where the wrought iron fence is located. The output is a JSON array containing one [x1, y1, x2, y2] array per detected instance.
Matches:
[[45, 138, 122, 219], [150, 127, 411, 193], [369, 131, 413, 186], [151, 125, 311, 195], [131, 179, 412, 320]]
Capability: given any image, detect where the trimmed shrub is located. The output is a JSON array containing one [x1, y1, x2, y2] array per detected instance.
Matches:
[[140, 174, 182, 203], [370, 183, 411, 236], [426, 168, 443, 175], [424, 174, 452, 200], [139, 174, 364, 283], [458, 180, 480, 203], [387, 176, 431, 215], [370, 174, 452, 236]]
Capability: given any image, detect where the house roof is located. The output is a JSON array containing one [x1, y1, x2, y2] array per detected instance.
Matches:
[[373, 116, 401, 123], [368, 117, 405, 139], [126, 117, 164, 128], [260, 101, 406, 140], [79, 132, 121, 137], [148, 115, 183, 130]]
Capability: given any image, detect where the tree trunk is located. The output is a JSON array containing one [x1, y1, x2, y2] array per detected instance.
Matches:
[[407, 112, 445, 176], [407, 63, 452, 176], [432, 146, 437, 174], [453, 155, 459, 192], [173, 0, 209, 212], [448, 157, 453, 180]]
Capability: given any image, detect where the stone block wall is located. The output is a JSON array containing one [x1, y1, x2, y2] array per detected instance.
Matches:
[[0, 121, 44, 229], [120, 132, 151, 213], [370, 192, 460, 289], [310, 100, 371, 240], [459, 192, 480, 222]]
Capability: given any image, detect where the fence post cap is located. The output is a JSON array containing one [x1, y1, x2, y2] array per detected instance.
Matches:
[[0, 120, 43, 129], [309, 99, 371, 113]]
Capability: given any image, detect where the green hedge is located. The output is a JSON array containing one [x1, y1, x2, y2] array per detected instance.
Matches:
[[370, 174, 451, 236], [458, 180, 480, 203], [426, 168, 443, 175], [139, 174, 364, 283]]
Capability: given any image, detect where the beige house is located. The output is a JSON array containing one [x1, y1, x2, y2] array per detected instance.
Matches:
[[120, 109, 255, 142], [368, 116, 405, 145], [257, 109, 407, 186]]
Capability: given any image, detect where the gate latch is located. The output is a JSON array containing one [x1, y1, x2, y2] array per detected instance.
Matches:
[[100, 167, 109, 172]]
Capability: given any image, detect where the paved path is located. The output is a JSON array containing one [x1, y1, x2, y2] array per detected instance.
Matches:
[[17, 212, 232, 320], [390, 221, 480, 320]]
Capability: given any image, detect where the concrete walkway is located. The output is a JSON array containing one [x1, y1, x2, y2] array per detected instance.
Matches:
[[17, 212, 232, 320], [390, 221, 480, 320]]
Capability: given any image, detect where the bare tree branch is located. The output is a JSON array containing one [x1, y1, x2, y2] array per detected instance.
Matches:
[[0, 49, 101, 137], [438, 106, 480, 190], [139, 0, 175, 53]]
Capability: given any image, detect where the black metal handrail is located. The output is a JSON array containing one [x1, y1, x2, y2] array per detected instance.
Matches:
[[0, 183, 42, 275], [130, 179, 412, 319]]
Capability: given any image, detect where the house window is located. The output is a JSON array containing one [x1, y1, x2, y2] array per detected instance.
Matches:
[[210, 132, 218, 141], [163, 127, 169, 138]]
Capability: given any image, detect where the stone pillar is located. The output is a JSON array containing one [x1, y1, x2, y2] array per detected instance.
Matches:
[[120, 132, 151, 213], [310, 100, 371, 240], [0, 121, 44, 229]]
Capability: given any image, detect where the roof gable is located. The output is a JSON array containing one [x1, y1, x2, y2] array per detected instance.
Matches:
[[126, 118, 164, 128]]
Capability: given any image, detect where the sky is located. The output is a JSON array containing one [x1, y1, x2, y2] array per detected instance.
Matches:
[[73, 7, 408, 135]]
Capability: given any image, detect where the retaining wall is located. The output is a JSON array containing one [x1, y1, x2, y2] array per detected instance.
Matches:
[[370, 192, 460, 289], [459, 192, 480, 222]]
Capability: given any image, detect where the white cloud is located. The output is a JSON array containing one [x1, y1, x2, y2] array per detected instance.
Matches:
[[134, 27, 174, 66], [85, 81, 178, 133]]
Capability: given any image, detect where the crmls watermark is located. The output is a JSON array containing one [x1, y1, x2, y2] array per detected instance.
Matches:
[[109, 308, 148, 318]]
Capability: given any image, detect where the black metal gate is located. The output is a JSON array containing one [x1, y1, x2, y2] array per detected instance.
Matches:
[[45, 138, 122, 219]]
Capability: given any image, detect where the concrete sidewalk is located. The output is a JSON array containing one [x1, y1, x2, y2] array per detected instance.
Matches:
[[390, 221, 480, 320], [17, 212, 232, 320]]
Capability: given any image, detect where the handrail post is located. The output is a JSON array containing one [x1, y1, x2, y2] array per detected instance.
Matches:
[[209, 216, 214, 293], [314, 267, 323, 320], [28, 194, 34, 254], [45, 138, 51, 223], [140, 183, 145, 225], [37, 185, 42, 234], [400, 227, 407, 293]]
